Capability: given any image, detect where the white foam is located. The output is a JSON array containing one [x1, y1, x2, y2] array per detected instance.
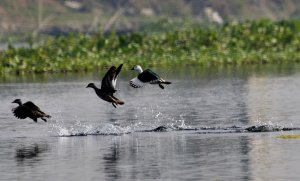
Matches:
[[86, 123, 131, 135], [50, 122, 131, 137]]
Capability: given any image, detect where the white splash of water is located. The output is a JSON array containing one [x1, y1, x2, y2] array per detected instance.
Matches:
[[50, 121, 131, 137], [85, 123, 131, 135], [155, 112, 162, 118]]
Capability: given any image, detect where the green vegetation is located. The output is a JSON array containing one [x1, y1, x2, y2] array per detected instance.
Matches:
[[1, 19, 300, 74]]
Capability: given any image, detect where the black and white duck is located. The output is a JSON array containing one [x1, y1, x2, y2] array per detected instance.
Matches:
[[12, 99, 51, 123], [130, 65, 171, 89], [86, 64, 124, 108]]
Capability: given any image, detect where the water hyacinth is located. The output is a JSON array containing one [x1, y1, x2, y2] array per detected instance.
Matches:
[[1, 19, 300, 74]]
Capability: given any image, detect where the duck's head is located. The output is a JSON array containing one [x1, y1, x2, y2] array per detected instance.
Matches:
[[86, 83, 96, 89], [12, 99, 22, 105], [131, 65, 143, 73]]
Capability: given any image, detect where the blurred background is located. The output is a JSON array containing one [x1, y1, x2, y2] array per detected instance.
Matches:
[[1, 0, 300, 40], [1, 3, 300, 180], [1, 0, 300, 74]]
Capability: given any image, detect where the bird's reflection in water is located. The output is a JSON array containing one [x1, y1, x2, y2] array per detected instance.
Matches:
[[15, 143, 48, 164], [103, 143, 121, 180]]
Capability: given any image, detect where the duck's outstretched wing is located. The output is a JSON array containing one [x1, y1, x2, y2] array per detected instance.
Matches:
[[129, 77, 146, 88], [23, 101, 50, 118], [129, 69, 160, 88], [101, 64, 123, 94], [23, 101, 41, 111], [12, 106, 31, 119], [138, 69, 160, 83]]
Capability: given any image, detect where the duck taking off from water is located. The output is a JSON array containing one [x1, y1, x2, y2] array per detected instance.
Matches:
[[86, 64, 124, 108], [12, 99, 51, 123], [130, 65, 171, 89]]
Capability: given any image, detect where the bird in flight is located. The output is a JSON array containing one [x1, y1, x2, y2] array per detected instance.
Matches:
[[86, 64, 124, 108], [130, 65, 171, 89], [12, 99, 51, 123]]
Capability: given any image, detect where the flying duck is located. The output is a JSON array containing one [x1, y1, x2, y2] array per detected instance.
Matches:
[[130, 65, 171, 89], [86, 64, 124, 108], [12, 99, 51, 123]]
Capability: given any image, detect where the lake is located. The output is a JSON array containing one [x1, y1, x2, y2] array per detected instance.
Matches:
[[0, 65, 300, 181]]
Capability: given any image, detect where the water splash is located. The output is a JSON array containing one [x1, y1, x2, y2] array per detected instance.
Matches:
[[245, 121, 291, 132], [49, 118, 300, 136], [197, 121, 300, 134], [50, 121, 131, 137], [85, 124, 131, 135]]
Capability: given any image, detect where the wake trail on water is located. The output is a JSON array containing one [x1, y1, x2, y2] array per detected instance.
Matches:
[[50, 122, 131, 136], [48, 119, 300, 137]]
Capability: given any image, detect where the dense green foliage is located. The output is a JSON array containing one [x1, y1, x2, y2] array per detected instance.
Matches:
[[1, 19, 300, 74]]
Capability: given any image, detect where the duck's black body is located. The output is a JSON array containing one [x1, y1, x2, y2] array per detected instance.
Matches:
[[86, 64, 124, 108], [137, 69, 161, 83], [12, 99, 51, 123], [130, 65, 171, 89]]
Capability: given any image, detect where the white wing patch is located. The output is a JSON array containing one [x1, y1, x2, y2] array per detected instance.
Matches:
[[129, 77, 146, 88], [112, 78, 117, 89]]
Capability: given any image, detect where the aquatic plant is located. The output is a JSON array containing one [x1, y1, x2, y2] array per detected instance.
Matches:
[[1, 19, 300, 74]]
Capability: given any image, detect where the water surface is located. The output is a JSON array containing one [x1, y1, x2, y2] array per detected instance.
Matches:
[[0, 65, 300, 180]]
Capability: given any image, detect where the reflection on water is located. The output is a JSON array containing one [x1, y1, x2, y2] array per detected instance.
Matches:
[[15, 143, 48, 164], [239, 136, 251, 181], [0, 64, 300, 180], [103, 143, 121, 180]]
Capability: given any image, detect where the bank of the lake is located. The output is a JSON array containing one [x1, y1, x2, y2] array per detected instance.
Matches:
[[1, 19, 300, 74]]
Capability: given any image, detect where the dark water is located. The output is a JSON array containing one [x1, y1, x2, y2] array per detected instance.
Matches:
[[0, 65, 300, 181]]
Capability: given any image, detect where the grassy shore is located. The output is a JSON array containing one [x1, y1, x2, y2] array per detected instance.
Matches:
[[1, 19, 300, 74]]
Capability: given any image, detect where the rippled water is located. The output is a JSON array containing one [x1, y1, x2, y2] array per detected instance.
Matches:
[[0, 65, 300, 180]]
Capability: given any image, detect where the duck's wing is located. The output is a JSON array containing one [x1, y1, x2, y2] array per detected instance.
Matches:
[[129, 69, 160, 88], [138, 69, 160, 82], [129, 77, 146, 88], [24, 101, 42, 112], [101, 64, 123, 93], [23, 101, 47, 117], [12, 106, 30, 119], [112, 64, 123, 89]]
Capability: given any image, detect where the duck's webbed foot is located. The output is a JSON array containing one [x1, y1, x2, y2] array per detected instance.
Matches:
[[41, 117, 47, 122], [159, 84, 164, 89]]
